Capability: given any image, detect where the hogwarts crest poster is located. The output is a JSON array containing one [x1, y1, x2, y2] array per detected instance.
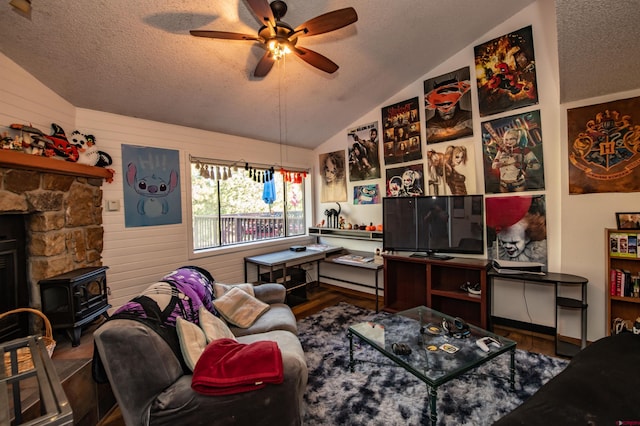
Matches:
[[568, 96, 640, 194]]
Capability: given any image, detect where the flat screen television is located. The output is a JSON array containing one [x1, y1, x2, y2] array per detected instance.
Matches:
[[382, 195, 484, 258]]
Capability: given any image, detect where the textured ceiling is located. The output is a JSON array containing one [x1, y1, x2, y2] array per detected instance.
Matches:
[[0, 1, 638, 149]]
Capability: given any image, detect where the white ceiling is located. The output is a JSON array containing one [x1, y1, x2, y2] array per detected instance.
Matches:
[[1, 1, 639, 150]]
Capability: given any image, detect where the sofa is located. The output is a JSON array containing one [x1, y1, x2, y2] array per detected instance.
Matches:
[[494, 332, 640, 425], [94, 278, 307, 426]]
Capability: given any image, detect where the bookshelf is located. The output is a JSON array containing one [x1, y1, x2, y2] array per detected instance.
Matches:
[[606, 228, 640, 335]]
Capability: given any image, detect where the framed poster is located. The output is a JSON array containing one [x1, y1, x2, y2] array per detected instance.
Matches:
[[385, 163, 424, 197], [353, 184, 380, 205], [485, 195, 547, 266], [568, 96, 640, 194], [474, 25, 539, 117], [347, 121, 381, 181], [122, 145, 181, 227], [424, 66, 473, 144], [382, 97, 423, 165], [481, 110, 545, 194], [426, 140, 477, 196], [319, 150, 347, 202]]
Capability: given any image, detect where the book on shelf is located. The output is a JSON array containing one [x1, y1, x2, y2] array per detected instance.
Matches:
[[609, 232, 639, 258], [334, 254, 375, 264], [611, 268, 634, 296], [492, 259, 545, 275]]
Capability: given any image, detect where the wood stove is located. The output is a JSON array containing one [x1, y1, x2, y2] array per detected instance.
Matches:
[[39, 266, 110, 346]]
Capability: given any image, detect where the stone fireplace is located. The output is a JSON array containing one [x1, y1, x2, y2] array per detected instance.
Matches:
[[0, 151, 112, 341]]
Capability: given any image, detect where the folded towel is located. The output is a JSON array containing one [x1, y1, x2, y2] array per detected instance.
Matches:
[[191, 338, 283, 395]]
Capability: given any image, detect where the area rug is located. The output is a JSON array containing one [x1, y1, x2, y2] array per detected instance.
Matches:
[[298, 302, 569, 426]]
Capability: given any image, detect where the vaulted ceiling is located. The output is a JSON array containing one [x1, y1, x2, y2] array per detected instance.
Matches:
[[1, 1, 638, 149]]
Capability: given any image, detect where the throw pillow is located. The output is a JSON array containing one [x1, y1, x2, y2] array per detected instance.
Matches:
[[213, 287, 270, 328], [176, 317, 207, 371], [214, 283, 255, 299], [199, 306, 237, 343]]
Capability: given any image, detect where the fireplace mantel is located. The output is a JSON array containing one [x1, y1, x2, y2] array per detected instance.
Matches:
[[0, 150, 114, 181]]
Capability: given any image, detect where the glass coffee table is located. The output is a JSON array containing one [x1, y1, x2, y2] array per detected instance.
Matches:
[[347, 306, 516, 425]]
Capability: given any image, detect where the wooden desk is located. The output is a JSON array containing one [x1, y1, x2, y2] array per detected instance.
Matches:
[[244, 246, 342, 304], [322, 251, 384, 312], [488, 270, 588, 357]]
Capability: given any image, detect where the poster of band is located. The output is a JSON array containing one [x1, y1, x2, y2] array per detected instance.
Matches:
[[481, 110, 545, 194], [426, 140, 478, 195], [385, 163, 424, 197], [485, 194, 547, 267], [382, 97, 422, 165], [347, 121, 381, 181], [424, 67, 474, 144], [568, 95, 640, 194], [474, 25, 539, 117]]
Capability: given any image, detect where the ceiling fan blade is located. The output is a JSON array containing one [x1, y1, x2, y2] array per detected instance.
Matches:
[[246, 0, 276, 27], [190, 30, 259, 41], [294, 7, 358, 37], [293, 46, 339, 74], [254, 51, 275, 77]]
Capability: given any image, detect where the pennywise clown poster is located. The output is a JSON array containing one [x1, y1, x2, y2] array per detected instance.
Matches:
[[568, 95, 640, 194]]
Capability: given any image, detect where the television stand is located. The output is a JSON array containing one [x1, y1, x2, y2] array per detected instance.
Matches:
[[383, 254, 490, 328], [409, 252, 453, 260]]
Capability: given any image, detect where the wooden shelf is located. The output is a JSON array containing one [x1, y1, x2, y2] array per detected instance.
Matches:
[[308, 227, 383, 241], [605, 228, 640, 335], [382, 253, 489, 328], [0, 150, 114, 181]]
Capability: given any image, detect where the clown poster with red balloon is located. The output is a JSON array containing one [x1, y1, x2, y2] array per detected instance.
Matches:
[[474, 25, 539, 117], [424, 66, 474, 144], [485, 195, 547, 267]]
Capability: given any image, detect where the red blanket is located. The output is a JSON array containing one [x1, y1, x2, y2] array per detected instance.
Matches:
[[191, 338, 283, 395]]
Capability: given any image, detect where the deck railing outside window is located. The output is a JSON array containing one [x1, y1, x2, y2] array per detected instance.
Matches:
[[193, 212, 304, 250]]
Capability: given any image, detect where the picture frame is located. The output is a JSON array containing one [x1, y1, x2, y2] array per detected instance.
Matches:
[[616, 212, 640, 230]]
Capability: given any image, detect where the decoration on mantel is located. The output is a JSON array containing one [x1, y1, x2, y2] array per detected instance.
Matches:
[[2, 122, 114, 170], [0, 144, 115, 183]]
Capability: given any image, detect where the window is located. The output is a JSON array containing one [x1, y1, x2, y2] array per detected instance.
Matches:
[[190, 160, 306, 251]]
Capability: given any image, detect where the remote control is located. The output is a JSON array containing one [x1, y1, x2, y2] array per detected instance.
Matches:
[[476, 337, 502, 352]]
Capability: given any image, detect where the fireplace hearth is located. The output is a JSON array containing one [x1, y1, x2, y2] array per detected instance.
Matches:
[[1, 153, 110, 344]]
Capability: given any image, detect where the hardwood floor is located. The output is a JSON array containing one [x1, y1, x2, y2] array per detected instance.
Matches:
[[53, 283, 560, 425]]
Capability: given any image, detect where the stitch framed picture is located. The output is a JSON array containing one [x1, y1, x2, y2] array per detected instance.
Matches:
[[122, 145, 182, 227]]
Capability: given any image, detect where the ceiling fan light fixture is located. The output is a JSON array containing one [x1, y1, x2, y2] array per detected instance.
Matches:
[[268, 40, 291, 60]]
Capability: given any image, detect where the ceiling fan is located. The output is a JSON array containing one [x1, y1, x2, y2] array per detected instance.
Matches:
[[190, 0, 358, 77]]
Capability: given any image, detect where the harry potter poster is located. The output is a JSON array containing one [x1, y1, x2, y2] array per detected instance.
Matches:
[[382, 97, 422, 165], [568, 96, 640, 194], [474, 25, 539, 117]]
